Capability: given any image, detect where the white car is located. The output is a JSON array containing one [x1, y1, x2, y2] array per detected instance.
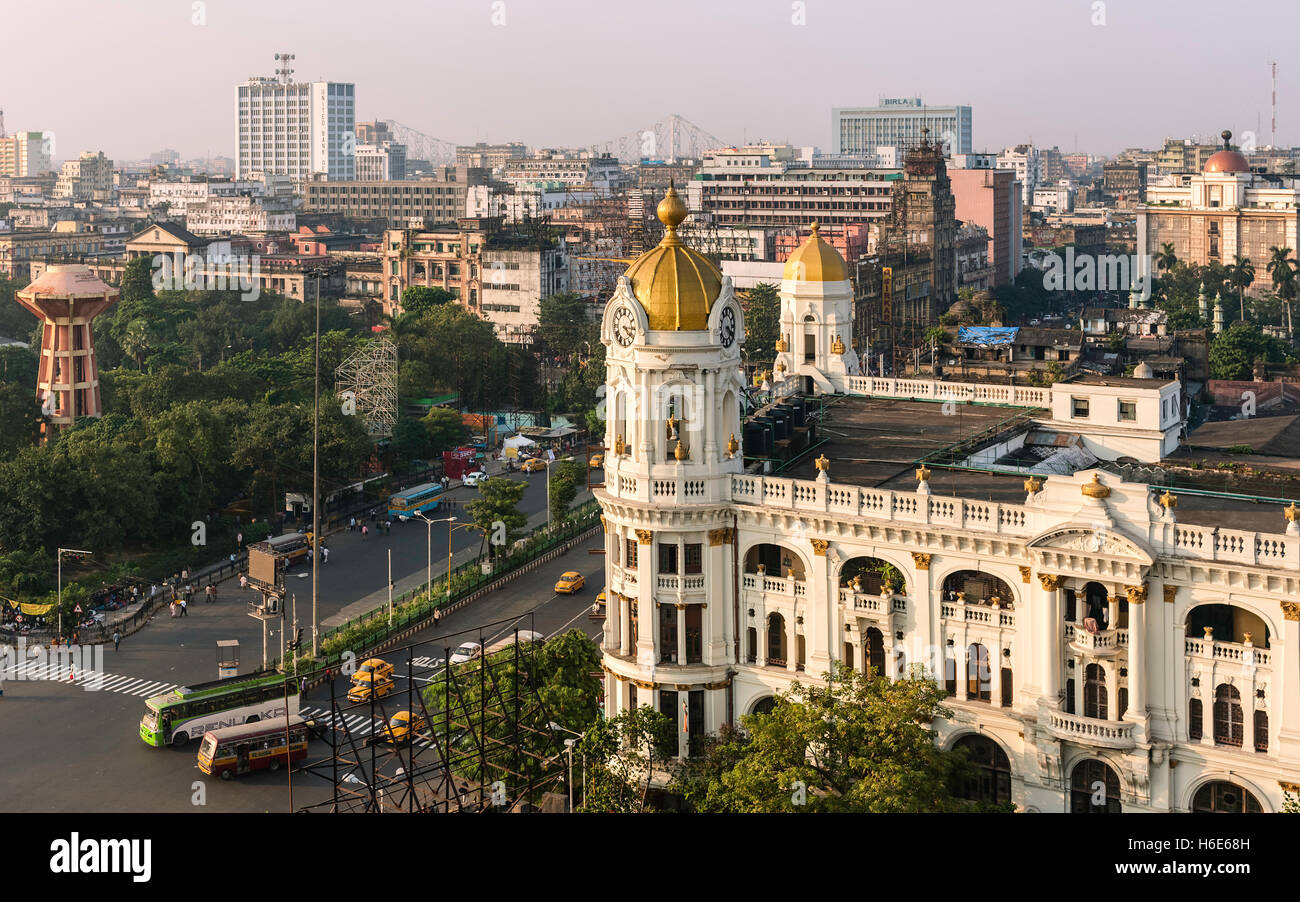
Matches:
[[462, 471, 485, 487], [449, 642, 482, 665]]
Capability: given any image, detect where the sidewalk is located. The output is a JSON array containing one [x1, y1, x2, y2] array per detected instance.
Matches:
[[321, 484, 594, 629]]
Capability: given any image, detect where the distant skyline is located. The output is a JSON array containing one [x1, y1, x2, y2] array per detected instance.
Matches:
[[7, 0, 1299, 164]]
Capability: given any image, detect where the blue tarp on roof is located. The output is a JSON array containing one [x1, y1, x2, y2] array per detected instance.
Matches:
[[957, 326, 1019, 347]]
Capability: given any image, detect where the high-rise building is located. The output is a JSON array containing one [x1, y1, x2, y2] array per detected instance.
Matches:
[[235, 54, 355, 180], [53, 151, 113, 201], [0, 132, 52, 177], [456, 142, 528, 170], [833, 98, 972, 156], [997, 145, 1040, 198], [949, 162, 1022, 286], [355, 141, 406, 181]]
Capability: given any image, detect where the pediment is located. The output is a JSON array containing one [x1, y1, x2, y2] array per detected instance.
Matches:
[[1027, 525, 1154, 565]]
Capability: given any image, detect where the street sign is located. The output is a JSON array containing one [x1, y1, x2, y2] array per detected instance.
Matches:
[[73, 605, 82, 613]]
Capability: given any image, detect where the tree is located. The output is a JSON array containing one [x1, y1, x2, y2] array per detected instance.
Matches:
[[1227, 255, 1255, 322], [577, 705, 676, 813], [673, 662, 994, 812], [0, 382, 41, 459], [422, 406, 469, 453], [399, 285, 454, 316], [1267, 246, 1297, 337], [1209, 320, 1298, 380], [1156, 242, 1178, 273], [535, 628, 603, 733], [391, 416, 432, 464], [465, 476, 527, 559], [120, 256, 156, 305], [536, 292, 590, 360], [547, 458, 585, 525], [741, 283, 780, 369], [119, 317, 155, 371]]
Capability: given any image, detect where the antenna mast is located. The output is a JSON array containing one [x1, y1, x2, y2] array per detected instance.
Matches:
[[1271, 61, 1277, 148], [274, 52, 296, 85]]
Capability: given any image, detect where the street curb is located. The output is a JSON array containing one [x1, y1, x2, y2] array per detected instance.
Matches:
[[298, 522, 602, 690]]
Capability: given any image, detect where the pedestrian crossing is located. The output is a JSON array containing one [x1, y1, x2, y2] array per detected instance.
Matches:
[[1, 660, 182, 697], [300, 704, 441, 748]]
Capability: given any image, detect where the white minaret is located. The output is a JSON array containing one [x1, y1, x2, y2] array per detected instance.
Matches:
[[597, 186, 749, 752], [773, 222, 860, 394]]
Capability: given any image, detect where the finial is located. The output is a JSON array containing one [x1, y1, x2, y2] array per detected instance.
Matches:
[[674, 440, 687, 462], [1081, 472, 1111, 499], [831, 334, 845, 355], [810, 221, 820, 236], [916, 465, 931, 483], [1221, 129, 1232, 148], [1024, 475, 1042, 495], [656, 184, 687, 231], [1285, 501, 1300, 522], [726, 433, 739, 458], [1159, 490, 1178, 510], [814, 454, 830, 472]]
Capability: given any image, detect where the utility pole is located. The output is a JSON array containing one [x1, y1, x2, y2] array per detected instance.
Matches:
[[309, 266, 324, 657]]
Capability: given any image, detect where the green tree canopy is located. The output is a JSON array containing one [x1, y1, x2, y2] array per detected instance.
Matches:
[[422, 405, 469, 453], [465, 475, 527, 559], [400, 285, 455, 316], [1209, 320, 1298, 380], [741, 283, 780, 369]]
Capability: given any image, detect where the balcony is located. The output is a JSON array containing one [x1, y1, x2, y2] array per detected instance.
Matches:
[[940, 600, 1015, 629], [1045, 709, 1136, 750], [1067, 622, 1127, 657], [838, 588, 907, 616], [742, 573, 807, 598]]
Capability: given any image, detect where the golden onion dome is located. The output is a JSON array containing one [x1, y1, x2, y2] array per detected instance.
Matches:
[[782, 222, 849, 282], [624, 184, 721, 331]]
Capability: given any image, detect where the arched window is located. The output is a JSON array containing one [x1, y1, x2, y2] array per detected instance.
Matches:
[[1213, 684, 1243, 747], [843, 641, 854, 671], [942, 570, 1014, 608], [1192, 781, 1262, 813], [1070, 759, 1121, 813], [841, 557, 906, 595], [750, 696, 777, 717], [1186, 603, 1271, 647], [951, 735, 1012, 806], [1082, 581, 1109, 626], [745, 544, 805, 580], [1188, 697, 1203, 741], [966, 643, 991, 701], [1083, 663, 1107, 719], [745, 627, 757, 664], [865, 627, 886, 678], [766, 613, 786, 665], [802, 313, 816, 362]]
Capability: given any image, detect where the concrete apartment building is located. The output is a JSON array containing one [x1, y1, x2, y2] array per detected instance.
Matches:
[[501, 151, 626, 193], [185, 194, 296, 235], [456, 142, 528, 170], [833, 98, 972, 156], [481, 242, 570, 346], [303, 166, 490, 228], [355, 141, 406, 181], [0, 131, 52, 177], [997, 144, 1039, 198], [947, 158, 1022, 286], [53, 151, 114, 202], [1137, 131, 1300, 291], [235, 57, 355, 181]]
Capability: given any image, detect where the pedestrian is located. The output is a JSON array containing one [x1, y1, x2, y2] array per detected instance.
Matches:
[[73, 630, 80, 645], [112, 629, 121, 651], [321, 546, 330, 564], [370, 508, 377, 523], [239, 573, 248, 591], [181, 568, 189, 582], [361, 524, 368, 539], [349, 516, 356, 532], [180, 598, 188, 617], [299, 676, 307, 700], [236, 531, 243, 548]]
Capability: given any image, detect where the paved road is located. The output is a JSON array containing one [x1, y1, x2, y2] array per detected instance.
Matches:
[[0, 537, 606, 812]]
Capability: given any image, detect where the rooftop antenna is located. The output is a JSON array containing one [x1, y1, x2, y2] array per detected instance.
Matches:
[[1272, 61, 1278, 148], [274, 52, 296, 85], [0, 109, 5, 139]]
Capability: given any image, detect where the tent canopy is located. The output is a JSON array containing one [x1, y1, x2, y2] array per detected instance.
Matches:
[[503, 435, 536, 449]]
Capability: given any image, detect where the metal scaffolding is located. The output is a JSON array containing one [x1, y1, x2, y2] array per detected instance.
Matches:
[[335, 336, 398, 438], [296, 615, 569, 813]]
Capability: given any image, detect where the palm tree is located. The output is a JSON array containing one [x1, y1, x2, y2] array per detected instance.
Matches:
[[120, 317, 153, 371], [1227, 255, 1255, 321], [1156, 242, 1179, 273], [1267, 246, 1298, 338]]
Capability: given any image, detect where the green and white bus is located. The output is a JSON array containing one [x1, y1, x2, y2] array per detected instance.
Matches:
[[140, 672, 299, 748]]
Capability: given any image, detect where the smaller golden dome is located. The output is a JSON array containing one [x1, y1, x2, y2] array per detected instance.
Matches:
[[783, 222, 849, 282], [1081, 473, 1111, 499]]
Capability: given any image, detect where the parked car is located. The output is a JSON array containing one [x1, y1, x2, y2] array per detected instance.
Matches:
[[462, 471, 486, 487], [521, 458, 547, 473], [449, 642, 483, 665]]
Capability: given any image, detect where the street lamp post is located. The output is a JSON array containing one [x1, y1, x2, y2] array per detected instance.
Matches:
[[549, 722, 587, 812], [415, 512, 453, 608], [57, 548, 92, 639]]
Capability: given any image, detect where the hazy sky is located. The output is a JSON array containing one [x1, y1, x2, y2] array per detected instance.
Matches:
[[7, 0, 1298, 162]]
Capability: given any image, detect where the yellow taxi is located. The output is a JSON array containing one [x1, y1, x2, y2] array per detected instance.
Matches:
[[589, 453, 604, 469], [554, 571, 586, 594], [380, 710, 428, 743], [347, 676, 395, 703], [521, 458, 547, 473], [351, 658, 394, 686]]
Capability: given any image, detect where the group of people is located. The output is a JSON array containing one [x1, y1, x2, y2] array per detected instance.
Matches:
[[349, 509, 392, 539]]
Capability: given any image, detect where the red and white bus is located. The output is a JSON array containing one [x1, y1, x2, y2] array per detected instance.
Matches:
[[196, 716, 309, 780]]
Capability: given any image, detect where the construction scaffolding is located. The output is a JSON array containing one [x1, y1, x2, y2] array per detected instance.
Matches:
[[335, 336, 398, 438], [296, 616, 570, 813]]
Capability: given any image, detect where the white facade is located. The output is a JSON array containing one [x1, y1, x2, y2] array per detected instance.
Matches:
[[185, 194, 296, 236], [597, 223, 1300, 813], [833, 99, 973, 156], [464, 184, 585, 221], [998, 145, 1039, 198], [355, 141, 406, 181], [53, 152, 113, 201], [501, 152, 626, 194], [480, 245, 570, 345], [235, 75, 355, 180]]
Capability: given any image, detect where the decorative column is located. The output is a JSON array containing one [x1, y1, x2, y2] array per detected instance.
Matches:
[[1125, 584, 1147, 720], [911, 552, 935, 680], [1105, 661, 1120, 721], [992, 638, 1005, 707], [635, 529, 655, 666], [808, 538, 832, 674], [1107, 591, 1121, 632], [676, 603, 687, 666], [1038, 573, 1064, 705], [1280, 602, 1300, 753], [1075, 590, 1088, 623], [1074, 656, 1084, 713]]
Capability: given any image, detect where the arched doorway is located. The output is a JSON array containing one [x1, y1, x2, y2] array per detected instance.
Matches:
[[864, 627, 886, 678], [1192, 781, 1263, 813], [1186, 603, 1271, 647], [766, 613, 787, 666], [802, 313, 816, 362], [1213, 684, 1244, 747], [951, 735, 1012, 806], [841, 557, 906, 595], [942, 570, 1014, 607], [745, 544, 805, 580], [1082, 581, 1109, 626], [1070, 759, 1121, 813]]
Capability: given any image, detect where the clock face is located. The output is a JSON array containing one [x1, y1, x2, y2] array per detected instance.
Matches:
[[613, 305, 636, 347], [718, 305, 737, 348]]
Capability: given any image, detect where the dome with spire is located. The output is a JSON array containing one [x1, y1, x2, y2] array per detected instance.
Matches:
[[623, 185, 721, 331], [782, 222, 849, 282], [1132, 360, 1154, 379], [1204, 129, 1250, 174]]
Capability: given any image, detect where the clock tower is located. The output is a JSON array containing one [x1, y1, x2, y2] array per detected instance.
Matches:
[[597, 185, 748, 753]]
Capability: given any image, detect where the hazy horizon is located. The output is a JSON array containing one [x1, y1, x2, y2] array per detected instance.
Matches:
[[7, 0, 1298, 164]]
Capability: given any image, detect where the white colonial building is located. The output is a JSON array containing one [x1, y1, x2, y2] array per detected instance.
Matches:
[[596, 188, 1300, 813]]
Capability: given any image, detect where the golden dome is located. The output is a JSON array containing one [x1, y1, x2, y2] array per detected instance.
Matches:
[[624, 185, 721, 331], [782, 222, 849, 282]]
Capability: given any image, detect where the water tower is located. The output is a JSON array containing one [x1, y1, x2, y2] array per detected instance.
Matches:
[[15, 264, 119, 435]]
